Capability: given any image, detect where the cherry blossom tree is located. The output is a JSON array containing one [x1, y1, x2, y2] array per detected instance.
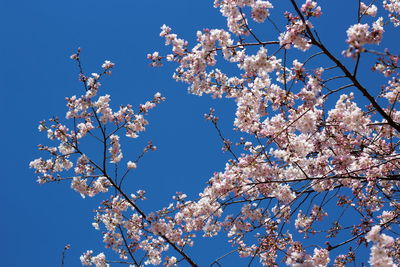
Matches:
[[30, 1, 400, 266]]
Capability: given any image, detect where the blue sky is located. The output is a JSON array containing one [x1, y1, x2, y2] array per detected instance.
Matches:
[[1, 0, 398, 266]]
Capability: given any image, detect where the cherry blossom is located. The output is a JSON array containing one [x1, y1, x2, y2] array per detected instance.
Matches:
[[361, 2, 378, 17], [383, 0, 400, 26], [31, 1, 400, 266]]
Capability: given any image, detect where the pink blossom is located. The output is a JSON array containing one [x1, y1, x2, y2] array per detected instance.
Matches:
[[109, 135, 123, 163], [127, 161, 137, 169], [301, 0, 322, 17], [360, 2, 378, 17], [279, 15, 313, 51], [383, 0, 400, 26], [344, 18, 384, 57], [251, 1, 273, 23], [101, 60, 115, 69]]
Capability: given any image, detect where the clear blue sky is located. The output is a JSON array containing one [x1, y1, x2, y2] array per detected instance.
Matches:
[[1, 1, 397, 266]]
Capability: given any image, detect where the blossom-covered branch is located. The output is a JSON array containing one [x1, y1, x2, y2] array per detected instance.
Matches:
[[31, 0, 400, 266]]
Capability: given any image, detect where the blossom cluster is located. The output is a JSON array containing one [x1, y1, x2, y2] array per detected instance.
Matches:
[[214, 0, 273, 35], [383, 0, 400, 26], [366, 226, 396, 266], [360, 2, 378, 17], [343, 18, 384, 58], [279, 14, 312, 51], [80, 251, 109, 267], [301, 0, 322, 18]]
